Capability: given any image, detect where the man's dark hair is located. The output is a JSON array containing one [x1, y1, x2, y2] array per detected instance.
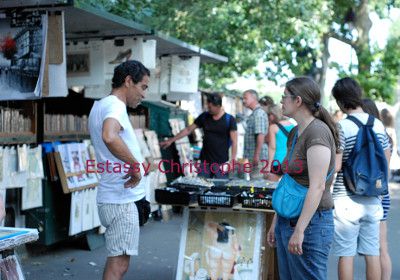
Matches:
[[206, 93, 223, 106], [112, 60, 150, 89], [332, 77, 363, 110]]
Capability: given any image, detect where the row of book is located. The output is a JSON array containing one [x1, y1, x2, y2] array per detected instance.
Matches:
[[44, 114, 88, 133], [44, 114, 146, 132], [129, 114, 147, 129], [0, 108, 32, 133]]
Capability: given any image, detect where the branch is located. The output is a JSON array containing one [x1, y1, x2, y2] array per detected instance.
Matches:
[[328, 31, 356, 49]]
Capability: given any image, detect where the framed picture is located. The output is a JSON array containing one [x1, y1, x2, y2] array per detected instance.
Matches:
[[67, 52, 90, 76], [66, 41, 104, 87], [176, 209, 264, 280]]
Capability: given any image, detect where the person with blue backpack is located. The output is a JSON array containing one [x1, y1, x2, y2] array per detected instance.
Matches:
[[331, 77, 391, 280], [267, 77, 339, 279], [160, 93, 237, 178], [361, 99, 392, 280]]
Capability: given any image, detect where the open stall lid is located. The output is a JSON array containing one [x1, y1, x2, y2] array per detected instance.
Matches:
[[0, 1, 227, 63]]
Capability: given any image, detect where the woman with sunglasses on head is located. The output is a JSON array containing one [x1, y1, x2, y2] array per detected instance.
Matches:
[[265, 104, 295, 181], [267, 77, 339, 280]]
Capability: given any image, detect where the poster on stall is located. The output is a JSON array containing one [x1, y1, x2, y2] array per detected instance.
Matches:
[[159, 56, 171, 94], [170, 55, 200, 94], [103, 38, 157, 80], [66, 40, 104, 87], [0, 11, 48, 100], [69, 190, 83, 236], [48, 11, 68, 97], [103, 39, 135, 80], [22, 178, 43, 210], [177, 209, 263, 280]]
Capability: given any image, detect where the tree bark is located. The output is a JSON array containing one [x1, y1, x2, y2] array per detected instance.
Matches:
[[354, 0, 372, 74], [319, 33, 330, 104]]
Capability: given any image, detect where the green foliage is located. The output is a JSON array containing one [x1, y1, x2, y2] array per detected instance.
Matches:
[[76, 0, 400, 102]]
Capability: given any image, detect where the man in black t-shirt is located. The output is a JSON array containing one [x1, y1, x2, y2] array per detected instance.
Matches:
[[160, 93, 237, 178]]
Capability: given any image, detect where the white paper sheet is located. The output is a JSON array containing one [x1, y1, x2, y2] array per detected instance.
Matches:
[[81, 189, 92, 232], [69, 191, 83, 236], [21, 178, 43, 210]]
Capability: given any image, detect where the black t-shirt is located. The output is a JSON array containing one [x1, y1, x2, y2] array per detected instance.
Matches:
[[194, 112, 237, 164]]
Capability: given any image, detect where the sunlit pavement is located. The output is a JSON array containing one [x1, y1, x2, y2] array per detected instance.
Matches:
[[20, 181, 400, 279]]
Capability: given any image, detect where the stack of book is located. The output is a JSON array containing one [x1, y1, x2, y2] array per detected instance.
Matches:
[[0, 108, 32, 133], [44, 114, 88, 133]]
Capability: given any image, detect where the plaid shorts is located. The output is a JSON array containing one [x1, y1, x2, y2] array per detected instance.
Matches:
[[97, 202, 140, 257]]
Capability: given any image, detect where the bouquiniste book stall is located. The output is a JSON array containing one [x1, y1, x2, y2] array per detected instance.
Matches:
[[156, 175, 279, 280], [0, 0, 228, 249]]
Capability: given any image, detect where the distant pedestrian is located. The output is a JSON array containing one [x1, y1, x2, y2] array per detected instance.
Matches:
[[265, 104, 294, 181], [242, 89, 268, 179]]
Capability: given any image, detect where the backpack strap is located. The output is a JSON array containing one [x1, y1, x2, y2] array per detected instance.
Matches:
[[225, 113, 231, 128], [347, 114, 375, 128], [326, 168, 334, 180], [225, 113, 232, 147], [346, 115, 364, 128], [366, 115, 375, 126], [276, 123, 289, 137], [288, 129, 298, 161]]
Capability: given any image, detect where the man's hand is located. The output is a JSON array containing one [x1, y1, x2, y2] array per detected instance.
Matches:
[[160, 139, 173, 149], [123, 165, 142, 188]]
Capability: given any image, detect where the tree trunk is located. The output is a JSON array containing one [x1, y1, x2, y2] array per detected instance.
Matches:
[[319, 33, 330, 104], [354, 0, 372, 74]]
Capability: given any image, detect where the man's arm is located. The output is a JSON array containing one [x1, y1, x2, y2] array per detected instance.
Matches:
[[335, 152, 343, 173], [102, 118, 141, 188], [230, 130, 237, 160], [160, 123, 198, 148], [289, 145, 331, 255], [253, 133, 265, 164]]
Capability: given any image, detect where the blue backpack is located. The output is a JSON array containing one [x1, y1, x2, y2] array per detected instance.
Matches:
[[343, 115, 388, 196]]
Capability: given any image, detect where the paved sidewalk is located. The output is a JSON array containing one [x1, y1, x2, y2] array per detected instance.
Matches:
[[20, 183, 400, 279]]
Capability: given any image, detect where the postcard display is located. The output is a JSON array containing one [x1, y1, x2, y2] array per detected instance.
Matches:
[[53, 142, 100, 236], [0, 145, 45, 213], [168, 118, 194, 177], [142, 130, 167, 211]]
